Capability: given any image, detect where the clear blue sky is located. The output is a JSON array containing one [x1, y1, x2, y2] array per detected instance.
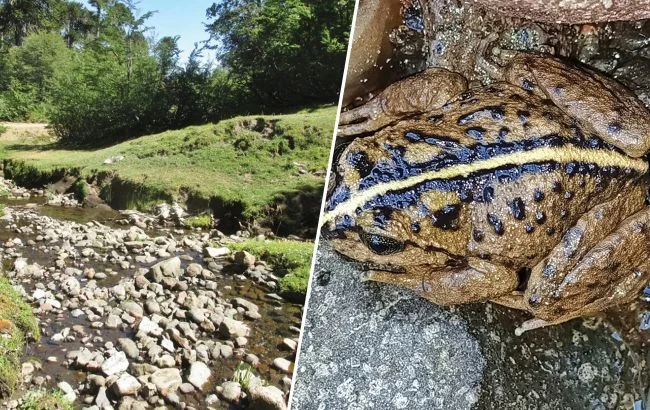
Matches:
[[135, 0, 217, 63]]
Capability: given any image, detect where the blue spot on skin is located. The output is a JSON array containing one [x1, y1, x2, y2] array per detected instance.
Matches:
[[608, 123, 622, 134], [335, 214, 353, 229], [405, 131, 422, 142], [326, 185, 350, 211]]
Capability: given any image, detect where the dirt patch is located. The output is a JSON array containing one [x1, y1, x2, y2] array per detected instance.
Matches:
[[0, 123, 51, 141]]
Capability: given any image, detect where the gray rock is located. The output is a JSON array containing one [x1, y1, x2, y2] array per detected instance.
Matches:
[[232, 297, 259, 312], [219, 317, 249, 338], [180, 382, 195, 394], [187, 361, 211, 391], [105, 314, 122, 329], [120, 300, 144, 318], [234, 250, 256, 267], [110, 372, 141, 396], [272, 357, 293, 374], [204, 246, 230, 258], [61, 277, 81, 296], [144, 299, 160, 314], [101, 351, 129, 376], [292, 241, 650, 410], [188, 308, 206, 324], [220, 381, 241, 402], [249, 385, 287, 410], [95, 386, 112, 410], [150, 257, 182, 282], [57, 381, 77, 402], [118, 338, 139, 360], [150, 368, 182, 393], [137, 316, 163, 337], [186, 263, 203, 277]]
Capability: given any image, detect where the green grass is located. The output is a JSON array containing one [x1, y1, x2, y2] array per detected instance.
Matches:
[[0, 106, 336, 223], [19, 389, 72, 410], [0, 277, 39, 397], [228, 239, 314, 297], [186, 214, 213, 229], [71, 178, 89, 202], [0, 125, 8, 136]]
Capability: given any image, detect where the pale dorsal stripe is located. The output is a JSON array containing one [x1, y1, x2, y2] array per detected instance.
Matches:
[[323, 146, 648, 225]]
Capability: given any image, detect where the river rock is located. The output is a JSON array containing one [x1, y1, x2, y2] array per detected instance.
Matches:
[[57, 381, 77, 402], [232, 297, 259, 313], [120, 300, 143, 318], [219, 317, 249, 338], [234, 250, 256, 267], [105, 314, 122, 329], [150, 368, 182, 393], [186, 263, 202, 277], [272, 358, 293, 374], [137, 316, 163, 337], [61, 277, 81, 296], [144, 299, 160, 314], [188, 308, 206, 324], [150, 257, 181, 282], [111, 372, 141, 396], [156, 354, 175, 368], [95, 386, 112, 410], [101, 351, 129, 376], [187, 361, 211, 391], [220, 381, 241, 402], [204, 246, 230, 258], [249, 384, 287, 410], [282, 338, 297, 351], [118, 338, 139, 360]]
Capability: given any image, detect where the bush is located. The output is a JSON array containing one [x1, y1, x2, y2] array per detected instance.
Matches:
[[71, 178, 89, 202]]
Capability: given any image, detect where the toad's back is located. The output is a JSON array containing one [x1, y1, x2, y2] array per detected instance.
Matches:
[[325, 83, 649, 269]]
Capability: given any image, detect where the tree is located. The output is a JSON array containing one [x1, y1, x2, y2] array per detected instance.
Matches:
[[0, 31, 71, 120], [0, 0, 55, 46], [205, 0, 353, 109], [53, 1, 95, 47]]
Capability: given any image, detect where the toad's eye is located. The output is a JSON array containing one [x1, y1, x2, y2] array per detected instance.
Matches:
[[359, 232, 405, 255]]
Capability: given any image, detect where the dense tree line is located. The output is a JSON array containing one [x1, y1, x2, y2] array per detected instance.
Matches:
[[0, 0, 353, 144]]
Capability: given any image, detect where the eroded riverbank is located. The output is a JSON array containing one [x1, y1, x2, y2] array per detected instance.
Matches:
[[0, 179, 301, 410]]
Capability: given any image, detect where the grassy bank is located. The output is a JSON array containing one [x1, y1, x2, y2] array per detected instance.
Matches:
[[228, 239, 313, 300], [0, 277, 39, 396], [0, 105, 335, 235]]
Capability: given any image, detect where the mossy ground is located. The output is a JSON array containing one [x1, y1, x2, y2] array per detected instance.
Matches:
[[185, 214, 213, 229], [228, 239, 314, 297], [0, 106, 336, 223], [0, 277, 39, 397]]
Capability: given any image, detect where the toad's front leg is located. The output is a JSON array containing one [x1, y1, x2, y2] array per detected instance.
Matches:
[[338, 68, 468, 137], [364, 257, 518, 306]]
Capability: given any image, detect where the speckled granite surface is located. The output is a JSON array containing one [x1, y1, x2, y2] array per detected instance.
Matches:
[[291, 241, 649, 410]]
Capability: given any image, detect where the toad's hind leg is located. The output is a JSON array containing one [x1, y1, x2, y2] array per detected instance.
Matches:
[[521, 189, 650, 334], [364, 257, 518, 305], [338, 68, 467, 137], [506, 53, 650, 157]]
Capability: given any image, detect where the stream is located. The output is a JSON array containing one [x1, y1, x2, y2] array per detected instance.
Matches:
[[0, 181, 300, 410]]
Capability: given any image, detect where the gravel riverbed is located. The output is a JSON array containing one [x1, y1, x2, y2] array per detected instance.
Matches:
[[0, 178, 300, 410]]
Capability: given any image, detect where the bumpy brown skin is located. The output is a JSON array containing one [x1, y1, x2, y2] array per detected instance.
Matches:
[[328, 53, 650, 333], [469, 0, 650, 23]]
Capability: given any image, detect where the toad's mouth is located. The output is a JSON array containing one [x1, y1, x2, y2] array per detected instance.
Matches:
[[359, 262, 406, 274]]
